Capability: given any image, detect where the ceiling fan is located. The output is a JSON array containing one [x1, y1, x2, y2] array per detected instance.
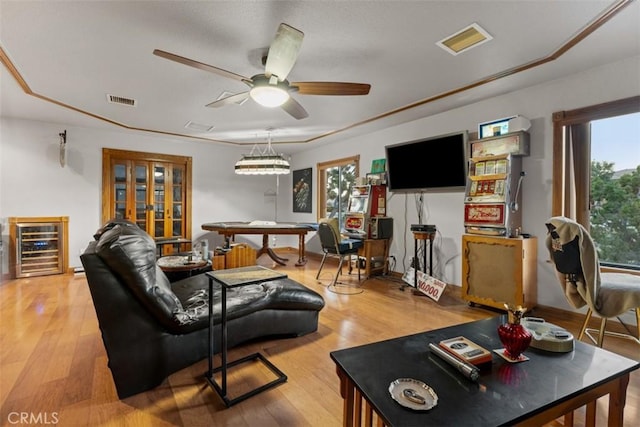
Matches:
[[153, 23, 371, 120]]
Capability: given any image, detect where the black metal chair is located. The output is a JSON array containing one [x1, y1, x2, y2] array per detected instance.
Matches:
[[315, 220, 363, 293], [545, 216, 640, 347]]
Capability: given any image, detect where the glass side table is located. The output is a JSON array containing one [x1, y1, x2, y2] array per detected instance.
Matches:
[[205, 265, 288, 407]]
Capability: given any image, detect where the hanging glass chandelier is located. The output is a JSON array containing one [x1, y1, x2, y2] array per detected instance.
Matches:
[[234, 132, 290, 175]]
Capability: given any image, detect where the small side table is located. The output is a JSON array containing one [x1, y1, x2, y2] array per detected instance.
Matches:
[[358, 239, 390, 278], [157, 255, 207, 272], [205, 266, 288, 407], [413, 230, 435, 288], [157, 255, 209, 282]]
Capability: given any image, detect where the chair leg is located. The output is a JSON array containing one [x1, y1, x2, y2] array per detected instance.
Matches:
[[316, 253, 328, 280], [333, 256, 344, 286], [580, 308, 606, 347], [578, 308, 593, 341], [582, 307, 640, 347], [326, 252, 365, 295], [596, 317, 607, 347]]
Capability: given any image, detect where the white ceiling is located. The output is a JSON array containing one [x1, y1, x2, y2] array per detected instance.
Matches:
[[1, 1, 639, 150]]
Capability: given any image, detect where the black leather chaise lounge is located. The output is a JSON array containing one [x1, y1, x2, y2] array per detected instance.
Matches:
[[81, 221, 325, 398]]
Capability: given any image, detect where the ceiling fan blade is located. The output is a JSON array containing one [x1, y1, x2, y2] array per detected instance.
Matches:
[[265, 23, 304, 81], [281, 97, 309, 120], [153, 49, 249, 83], [206, 92, 250, 108], [292, 82, 371, 96]]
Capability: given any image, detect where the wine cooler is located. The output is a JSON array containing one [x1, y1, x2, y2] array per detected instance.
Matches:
[[9, 216, 69, 278]]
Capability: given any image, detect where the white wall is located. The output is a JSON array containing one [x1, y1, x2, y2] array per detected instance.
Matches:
[[0, 120, 280, 272], [282, 55, 640, 312], [2, 55, 638, 316]]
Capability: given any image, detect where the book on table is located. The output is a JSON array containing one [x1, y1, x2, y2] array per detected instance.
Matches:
[[438, 336, 492, 365]]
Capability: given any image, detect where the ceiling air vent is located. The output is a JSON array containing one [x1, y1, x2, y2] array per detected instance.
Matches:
[[107, 94, 137, 106], [436, 23, 493, 56], [184, 121, 215, 132]]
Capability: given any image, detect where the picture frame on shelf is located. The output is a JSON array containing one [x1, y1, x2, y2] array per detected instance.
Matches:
[[370, 158, 386, 174], [366, 172, 386, 185]]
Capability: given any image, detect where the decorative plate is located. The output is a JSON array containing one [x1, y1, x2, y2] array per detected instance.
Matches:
[[388, 378, 438, 411]]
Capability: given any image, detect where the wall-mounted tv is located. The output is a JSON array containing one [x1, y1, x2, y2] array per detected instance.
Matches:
[[385, 130, 469, 193]]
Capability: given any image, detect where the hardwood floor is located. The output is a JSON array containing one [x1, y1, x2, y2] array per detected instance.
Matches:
[[1, 251, 638, 426]]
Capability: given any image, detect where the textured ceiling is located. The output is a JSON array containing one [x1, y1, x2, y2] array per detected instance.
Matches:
[[1, 0, 639, 149]]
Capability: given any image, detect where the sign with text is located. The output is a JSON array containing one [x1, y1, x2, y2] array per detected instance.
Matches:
[[416, 270, 447, 302], [402, 267, 416, 286]]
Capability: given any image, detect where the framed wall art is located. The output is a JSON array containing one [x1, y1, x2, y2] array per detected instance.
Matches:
[[292, 168, 312, 213]]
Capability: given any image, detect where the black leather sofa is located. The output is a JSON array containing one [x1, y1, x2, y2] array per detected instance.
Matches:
[[81, 221, 325, 399]]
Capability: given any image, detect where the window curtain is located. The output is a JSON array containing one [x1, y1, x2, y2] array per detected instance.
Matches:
[[565, 122, 591, 229], [552, 113, 590, 230]]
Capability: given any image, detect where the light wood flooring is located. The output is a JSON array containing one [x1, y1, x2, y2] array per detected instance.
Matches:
[[1, 250, 638, 426]]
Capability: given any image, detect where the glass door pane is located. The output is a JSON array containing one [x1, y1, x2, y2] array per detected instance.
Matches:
[[113, 162, 128, 219], [18, 223, 61, 275], [172, 166, 184, 237], [323, 163, 357, 230], [324, 166, 340, 219], [135, 164, 148, 232], [590, 112, 640, 268], [338, 163, 357, 230], [154, 165, 166, 238]]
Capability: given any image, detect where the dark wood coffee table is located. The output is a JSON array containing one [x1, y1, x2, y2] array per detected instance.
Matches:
[[331, 317, 639, 426]]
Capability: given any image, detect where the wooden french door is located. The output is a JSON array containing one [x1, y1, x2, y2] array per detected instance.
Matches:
[[102, 149, 192, 248]]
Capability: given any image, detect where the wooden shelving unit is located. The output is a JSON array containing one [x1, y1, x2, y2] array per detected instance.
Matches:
[[9, 216, 69, 278]]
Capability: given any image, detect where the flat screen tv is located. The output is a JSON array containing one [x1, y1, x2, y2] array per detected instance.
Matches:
[[385, 130, 469, 193]]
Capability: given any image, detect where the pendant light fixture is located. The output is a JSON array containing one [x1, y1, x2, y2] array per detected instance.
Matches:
[[235, 131, 290, 175]]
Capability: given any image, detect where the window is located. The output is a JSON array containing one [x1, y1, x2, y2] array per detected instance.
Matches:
[[552, 96, 640, 272], [317, 155, 359, 230]]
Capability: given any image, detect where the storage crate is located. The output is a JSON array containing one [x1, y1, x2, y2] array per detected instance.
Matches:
[[225, 243, 257, 269], [212, 254, 226, 270]]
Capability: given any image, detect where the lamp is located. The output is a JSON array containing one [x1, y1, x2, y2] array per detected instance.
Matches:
[[249, 75, 290, 107], [235, 132, 290, 175]]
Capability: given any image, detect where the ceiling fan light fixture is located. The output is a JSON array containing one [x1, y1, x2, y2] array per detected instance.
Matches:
[[250, 85, 290, 107]]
